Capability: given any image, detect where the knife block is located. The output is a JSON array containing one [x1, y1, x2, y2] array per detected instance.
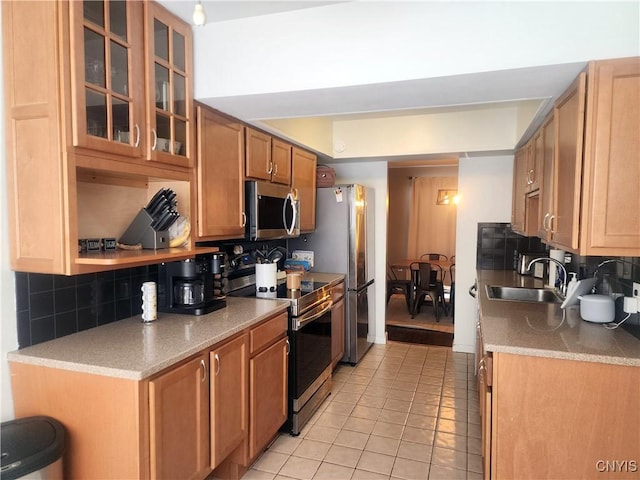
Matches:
[[119, 209, 169, 249]]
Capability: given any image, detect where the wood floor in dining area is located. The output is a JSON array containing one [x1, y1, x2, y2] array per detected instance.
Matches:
[[385, 295, 454, 335]]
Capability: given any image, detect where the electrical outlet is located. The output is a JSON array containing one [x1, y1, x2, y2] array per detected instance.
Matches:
[[634, 282, 640, 299]]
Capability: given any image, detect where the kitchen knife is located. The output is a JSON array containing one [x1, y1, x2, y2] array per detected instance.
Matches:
[[146, 188, 166, 213]]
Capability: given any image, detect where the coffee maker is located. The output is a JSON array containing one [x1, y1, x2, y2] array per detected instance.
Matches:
[[158, 253, 227, 315]]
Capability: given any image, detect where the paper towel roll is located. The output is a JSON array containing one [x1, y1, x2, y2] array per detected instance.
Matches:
[[548, 249, 565, 288]]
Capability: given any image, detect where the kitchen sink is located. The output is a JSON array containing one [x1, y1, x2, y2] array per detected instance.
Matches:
[[485, 285, 563, 304]]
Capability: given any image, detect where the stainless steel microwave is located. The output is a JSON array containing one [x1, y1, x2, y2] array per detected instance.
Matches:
[[246, 181, 300, 240]]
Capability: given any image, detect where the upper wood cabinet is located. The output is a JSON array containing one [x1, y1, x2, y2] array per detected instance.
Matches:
[[516, 56, 639, 256], [149, 354, 211, 480], [271, 138, 293, 185], [551, 72, 586, 251], [529, 130, 543, 192], [245, 127, 292, 185], [511, 147, 528, 234], [144, 1, 194, 168], [537, 114, 555, 241], [196, 106, 246, 241], [70, 0, 145, 159], [292, 147, 317, 233], [580, 58, 640, 255], [2, 0, 209, 275]]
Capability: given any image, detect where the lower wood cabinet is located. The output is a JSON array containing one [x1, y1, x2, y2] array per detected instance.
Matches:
[[481, 351, 639, 479], [210, 333, 248, 469], [246, 312, 289, 464], [249, 336, 288, 460], [149, 354, 210, 480], [8, 310, 289, 480]]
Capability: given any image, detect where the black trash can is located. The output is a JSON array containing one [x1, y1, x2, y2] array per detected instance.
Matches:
[[1, 416, 65, 480]]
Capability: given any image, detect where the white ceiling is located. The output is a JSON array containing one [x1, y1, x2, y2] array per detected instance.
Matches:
[[158, 1, 638, 161]]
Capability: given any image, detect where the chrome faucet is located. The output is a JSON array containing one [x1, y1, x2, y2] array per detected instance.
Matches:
[[527, 257, 568, 297]]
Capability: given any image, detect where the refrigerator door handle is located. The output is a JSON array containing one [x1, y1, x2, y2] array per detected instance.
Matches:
[[348, 278, 375, 292]]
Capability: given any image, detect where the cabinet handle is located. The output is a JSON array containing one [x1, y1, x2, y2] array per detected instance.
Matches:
[[528, 169, 534, 184], [543, 212, 550, 231], [267, 161, 273, 175], [134, 124, 140, 148], [151, 128, 158, 151], [286, 339, 290, 356], [273, 163, 278, 177], [549, 214, 556, 234], [241, 212, 246, 227], [200, 359, 207, 383], [214, 353, 220, 376]]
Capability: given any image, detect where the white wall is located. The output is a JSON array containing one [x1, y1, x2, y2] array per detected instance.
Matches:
[[332, 161, 388, 344], [0, 9, 17, 421], [194, 2, 639, 97], [453, 155, 514, 353]]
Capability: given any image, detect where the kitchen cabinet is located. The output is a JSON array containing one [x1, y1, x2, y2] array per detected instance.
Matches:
[[245, 128, 272, 182], [490, 353, 639, 479], [149, 354, 210, 480], [245, 127, 292, 185], [271, 138, 293, 185], [331, 280, 346, 369], [580, 57, 640, 255], [196, 106, 246, 240], [9, 306, 290, 480], [537, 114, 555, 241], [527, 132, 542, 192], [292, 147, 317, 233], [210, 333, 248, 469], [550, 71, 586, 251], [511, 147, 528, 234], [71, 0, 145, 159], [247, 312, 289, 463], [520, 57, 640, 255], [3, 0, 208, 275], [475, 321, 492, 480], [144, 1, 194, 168]]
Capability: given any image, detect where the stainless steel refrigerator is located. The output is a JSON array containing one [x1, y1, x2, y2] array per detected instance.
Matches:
[[290, 184, 375, 365]]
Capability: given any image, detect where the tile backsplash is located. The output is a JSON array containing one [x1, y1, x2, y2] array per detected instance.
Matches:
[[476, 223, 546, 270], [15, 265, 158, 348]]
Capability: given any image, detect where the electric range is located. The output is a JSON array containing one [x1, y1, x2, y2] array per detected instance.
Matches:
[[227, 269, 333, 435]]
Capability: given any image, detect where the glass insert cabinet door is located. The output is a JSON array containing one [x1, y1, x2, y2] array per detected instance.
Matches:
[[145, 2, 193, 168], [72, 0, 144, 157]]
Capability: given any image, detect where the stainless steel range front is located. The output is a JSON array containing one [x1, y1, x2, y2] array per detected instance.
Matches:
[[227, 271, 333, 435]]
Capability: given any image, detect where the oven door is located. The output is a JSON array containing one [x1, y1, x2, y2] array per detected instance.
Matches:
[[246, 181, 299, 240], [289, 299, 332, 400]]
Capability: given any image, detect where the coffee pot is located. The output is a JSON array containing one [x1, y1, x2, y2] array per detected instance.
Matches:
[[158, 253, 227, 315]]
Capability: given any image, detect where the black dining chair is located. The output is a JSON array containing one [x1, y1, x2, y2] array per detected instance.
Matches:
[[409, 262, 445, 321], [386, 264, 411, 311]]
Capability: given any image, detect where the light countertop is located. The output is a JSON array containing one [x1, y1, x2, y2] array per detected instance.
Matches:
[[7, 271, 346, 381], [477, 270, 640, 367], [8, 297, 289, 380]]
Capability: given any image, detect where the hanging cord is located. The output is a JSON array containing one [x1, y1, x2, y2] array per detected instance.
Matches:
[[604, 313, 632, 330]]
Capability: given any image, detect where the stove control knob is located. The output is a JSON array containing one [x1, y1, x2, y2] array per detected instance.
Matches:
[[258, 286, 268, 293]]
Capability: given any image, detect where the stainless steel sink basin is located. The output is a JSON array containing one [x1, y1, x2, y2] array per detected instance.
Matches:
[[485, 285, 563, 304]]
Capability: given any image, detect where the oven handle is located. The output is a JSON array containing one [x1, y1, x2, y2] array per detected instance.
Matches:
[[294, 298, 333, 331]]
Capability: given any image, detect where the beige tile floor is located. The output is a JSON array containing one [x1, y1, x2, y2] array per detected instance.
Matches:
[[242, 342, 482, 480]]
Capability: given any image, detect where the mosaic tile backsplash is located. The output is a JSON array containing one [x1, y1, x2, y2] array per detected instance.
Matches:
[[15, 265, 158, 348]]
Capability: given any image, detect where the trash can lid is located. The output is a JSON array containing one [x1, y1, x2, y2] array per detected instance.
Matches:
[[1, 416, 65, 480]]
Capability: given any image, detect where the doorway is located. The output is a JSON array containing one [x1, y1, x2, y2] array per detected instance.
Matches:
[[386, 161, 458, 344]]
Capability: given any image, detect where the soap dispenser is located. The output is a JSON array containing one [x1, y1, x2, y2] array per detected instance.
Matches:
[[566, 272, 578, 298]]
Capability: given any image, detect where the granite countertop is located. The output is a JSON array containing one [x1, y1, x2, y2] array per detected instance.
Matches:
[[8, 297, 289, 380], [477, 270, 640, 367]]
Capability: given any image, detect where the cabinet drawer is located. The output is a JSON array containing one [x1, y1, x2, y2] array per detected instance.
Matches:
[[331, 281, 345, 303], [250, 312, 288, 355]]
